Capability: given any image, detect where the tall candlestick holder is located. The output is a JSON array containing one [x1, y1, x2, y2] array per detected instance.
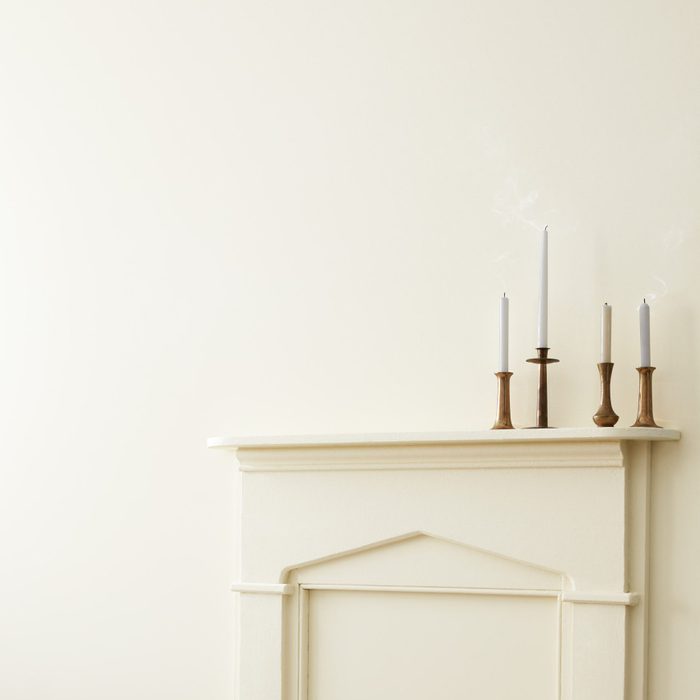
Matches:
[[491, 371, 514, 430], [632, 366, 661, 428], [526, 347, 559, 428], [593, 362, 619, 427]]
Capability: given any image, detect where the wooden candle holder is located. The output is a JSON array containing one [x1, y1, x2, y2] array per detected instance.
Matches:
[[593, 362, 619, 427], [526, 347, 559, 428], [632, 366, 661, 428], [491, 371, 514, 430]]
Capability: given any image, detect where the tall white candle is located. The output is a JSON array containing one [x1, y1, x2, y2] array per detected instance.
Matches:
[[601, 303, 612, 363], [639, 299, 651, 367], [499, 294, 509, 372], [537, 226, 548, 347]]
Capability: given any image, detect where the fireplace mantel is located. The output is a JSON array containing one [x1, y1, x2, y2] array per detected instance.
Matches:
[[210, 428, 680, 700], [208, 426, 680, 449]]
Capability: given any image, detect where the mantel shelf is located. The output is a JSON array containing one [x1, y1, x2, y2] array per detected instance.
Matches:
[[208, 426, 680, 450]]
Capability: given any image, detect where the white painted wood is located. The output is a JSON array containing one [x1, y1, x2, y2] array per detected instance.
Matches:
[[230, 582, 294, 595], [625, 441, 652, 699], [307, 590, 560, 700], [244, 467, 626, 589], [235, 440, 628, 471], [568, 603, 627, 700], [291, 532, 564, 591], [210, 429, 680, 700], [302, 583, 559, 597], [207, 426, 680, 450], [296, 588, 309, 700], [302, 584, 638, 605], [561, 591, 639, 606], [237, 594, 284, 700]]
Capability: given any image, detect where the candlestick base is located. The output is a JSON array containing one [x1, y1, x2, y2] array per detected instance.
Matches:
[[491, 371, 514, 430], [593, 362, 619, 427], [526, 347, 559, 428], [632, 366, 661, 428]]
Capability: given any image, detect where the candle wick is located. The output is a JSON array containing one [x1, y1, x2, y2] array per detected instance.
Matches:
[[644, 297, 646, 303], [544, 225, 548, 233]]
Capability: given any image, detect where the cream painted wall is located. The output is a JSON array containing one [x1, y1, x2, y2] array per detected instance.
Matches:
[[0, 1, 697, 698]]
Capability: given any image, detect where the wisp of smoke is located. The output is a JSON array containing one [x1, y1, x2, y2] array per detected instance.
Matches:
[[644, 275, 669, 303], [492, 174, 554, 232]]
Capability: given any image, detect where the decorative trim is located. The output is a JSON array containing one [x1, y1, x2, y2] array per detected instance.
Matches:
[[228, 582, 637, 604], [300, 583, 557, 598], [282, 530, 566, 584], [233, 440, 627, 472], [231, 582, 294, 595], [562, 591, 640, 606], [299, 584, 638, 606]]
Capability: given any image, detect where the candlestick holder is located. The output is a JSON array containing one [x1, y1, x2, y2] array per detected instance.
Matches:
[[526, 347, 559, 428], [632, 366, 661, 428], [593, 362, 619, 427], [491, 371, 514, 430]]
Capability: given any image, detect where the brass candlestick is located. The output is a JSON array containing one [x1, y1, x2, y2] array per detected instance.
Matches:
[[526, 347, 559, 428], [593, 362, 619, 427], [492, 371, 514, 430], [632, 366, 661, 428]]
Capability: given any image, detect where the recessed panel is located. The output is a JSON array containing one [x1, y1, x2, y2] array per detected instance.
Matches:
[[307, 590, 558, 700]]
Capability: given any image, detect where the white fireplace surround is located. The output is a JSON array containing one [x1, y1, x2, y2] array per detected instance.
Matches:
[[209, 427, 680, 700]]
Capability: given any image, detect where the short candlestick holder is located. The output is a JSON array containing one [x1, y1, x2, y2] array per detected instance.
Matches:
[[593, 362, 619, 427], [491, 371, 514, 430], [526, 347, 559, 428], [632, 366, 661, 428]]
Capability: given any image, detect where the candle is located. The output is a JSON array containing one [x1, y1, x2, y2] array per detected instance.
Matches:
[[537, 226, 548, 347], [499, 294, 509, 372], [601, 303, 612, 363], [639, 299, 651, 367]]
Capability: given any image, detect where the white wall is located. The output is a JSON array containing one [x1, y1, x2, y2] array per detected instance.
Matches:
[[0, 1, 698, 698]]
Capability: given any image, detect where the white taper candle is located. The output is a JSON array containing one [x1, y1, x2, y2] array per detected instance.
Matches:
[[639, 299, 651, 367], [601, 303, 612, 363], [499, 294, 509, 372], [537, 226, 548, 347]]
